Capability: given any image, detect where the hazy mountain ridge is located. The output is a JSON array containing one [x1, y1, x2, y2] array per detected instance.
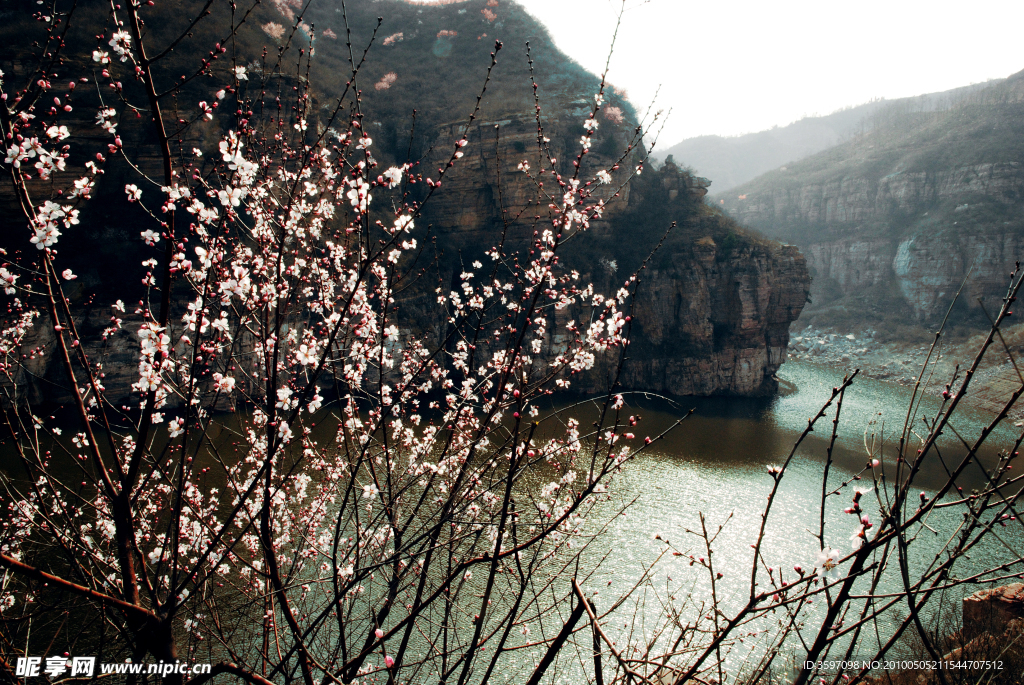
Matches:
[[655, 80, 1002, 193], [716, 69, 1024, 335]]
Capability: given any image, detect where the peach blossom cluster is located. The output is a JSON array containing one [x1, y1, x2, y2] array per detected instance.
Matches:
[[262, 22, 285, 40], [374, 72, 398, 91], [0, 12, 664, 683]]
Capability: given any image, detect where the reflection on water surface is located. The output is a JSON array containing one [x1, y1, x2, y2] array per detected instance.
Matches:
[[565, 360, 1023, 675]]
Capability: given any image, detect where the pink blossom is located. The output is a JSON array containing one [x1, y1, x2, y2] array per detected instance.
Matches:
[[374, 72, 398, 91], [262, 22, 285, 40], [603, 106, 624, 124]]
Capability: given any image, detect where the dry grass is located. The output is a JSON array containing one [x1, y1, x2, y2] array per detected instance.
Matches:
[[861, 616, 1024, 685]]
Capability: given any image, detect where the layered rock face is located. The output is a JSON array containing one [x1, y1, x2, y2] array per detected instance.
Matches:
[[733, 162, 1024, 230], [6, 124, 809, 407], [614, 242, 807, 396], [963, 583, 1024, 641], [734, 169, 1024, 321], [422, 106, 632, 240], [718, 71, 1024, 325], [416, 136, 810, 397]]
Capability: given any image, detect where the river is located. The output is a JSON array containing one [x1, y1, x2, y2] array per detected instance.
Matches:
[[558, 359, 1024, 680], [4, 358, 1021, 681]]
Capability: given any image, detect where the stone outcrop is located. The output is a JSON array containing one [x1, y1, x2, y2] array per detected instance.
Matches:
[[415, 139, 809, 397], [421, 108, 631, 240], [963, 583, 1024, 640], [613, 242, 807, 396]]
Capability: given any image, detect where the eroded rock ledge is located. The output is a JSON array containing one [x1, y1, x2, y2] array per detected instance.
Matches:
[[613, 242, 807, 396]]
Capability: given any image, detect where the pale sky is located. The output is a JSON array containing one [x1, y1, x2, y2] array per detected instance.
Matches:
[[508, 0, 1024, 146]]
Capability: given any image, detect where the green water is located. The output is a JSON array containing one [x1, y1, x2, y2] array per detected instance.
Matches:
[[4, 359, 1021, 681], [567, 359, 1024, 679]]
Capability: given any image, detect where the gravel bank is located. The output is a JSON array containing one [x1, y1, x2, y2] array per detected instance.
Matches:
[[786, 324, 1024, 421]]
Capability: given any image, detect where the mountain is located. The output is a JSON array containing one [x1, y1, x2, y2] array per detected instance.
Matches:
[[0, 0, 809, 401], [655, 81, 999, 193], [716, 69, 1024, 336]]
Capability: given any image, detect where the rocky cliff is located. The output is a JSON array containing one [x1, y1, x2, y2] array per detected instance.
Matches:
[[0, 0, 809, 405], [549, 162, 808, 397], [613, 241, 807, 396], [409, 118, 810, 396], [717, 70, 1024, 331]]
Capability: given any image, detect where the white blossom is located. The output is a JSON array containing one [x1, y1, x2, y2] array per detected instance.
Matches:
[[815, 548, 842, 580]]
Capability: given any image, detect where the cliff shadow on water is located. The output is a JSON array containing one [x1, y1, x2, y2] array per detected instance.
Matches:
[[565, 356, 1021, 495]]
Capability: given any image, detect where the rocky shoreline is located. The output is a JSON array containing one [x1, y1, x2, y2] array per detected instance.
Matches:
[[787, 323, 1024, 420]]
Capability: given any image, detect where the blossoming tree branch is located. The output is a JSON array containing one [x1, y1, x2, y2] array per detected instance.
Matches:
[[2, 2, 1023, 685], [0, 0, 670, 683]]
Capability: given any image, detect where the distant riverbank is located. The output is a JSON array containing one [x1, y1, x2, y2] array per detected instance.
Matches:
[[787, 323, 1024, 420]]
